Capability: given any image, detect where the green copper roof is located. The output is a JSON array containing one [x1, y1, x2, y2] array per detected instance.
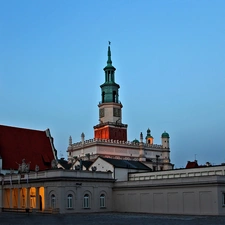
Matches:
[[133, 139, 139, 143], [100, 42, 120, 104], [161, 131, 170, 138], [145, 128, 153, 139]]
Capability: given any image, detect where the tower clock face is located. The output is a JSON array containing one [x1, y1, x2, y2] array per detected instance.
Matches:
[[113, 108, 121, 117], [100, 108, 104, 118]]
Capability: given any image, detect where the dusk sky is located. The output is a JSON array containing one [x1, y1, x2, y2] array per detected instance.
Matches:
[[1, 0, 225, 168]]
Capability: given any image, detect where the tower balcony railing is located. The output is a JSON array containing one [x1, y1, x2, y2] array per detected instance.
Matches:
[[99, 100, 121, 104], [93, 121, 128, 128]]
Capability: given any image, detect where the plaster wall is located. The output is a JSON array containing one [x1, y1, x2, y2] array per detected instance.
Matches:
[[90, 158, 114, 175], [99, 104, 121, 123], [90, 158, 150, 181], [113, 176, 225, 215], [45, 180, 113, 213]]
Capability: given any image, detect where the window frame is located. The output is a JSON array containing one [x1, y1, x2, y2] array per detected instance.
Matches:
[[83, 194, 90, 209], [67, 194, 73, 209], [100, 194, 106, 208], [51, 194, 56, 209], [222, 192, 225, 206]]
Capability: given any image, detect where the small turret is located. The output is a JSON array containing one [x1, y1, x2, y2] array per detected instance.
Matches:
[[161, 131, 170, 149], [68, 136, 73, 155], [81, 132, 85, 144], [140, 132, 143, 143], [145, 128, 154, 144], [139, 132, 145, 161], [69, 136, 72, 146]]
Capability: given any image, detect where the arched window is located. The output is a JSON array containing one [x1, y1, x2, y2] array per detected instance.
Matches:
[[51, 194, 56, 208], [83, 194, 90, 209], [100, 194, 105, 208], [67, 194, 73, 209], [102, 91, 105, 103], [108, 71, 110, 82], [113, 91, 116, 103]]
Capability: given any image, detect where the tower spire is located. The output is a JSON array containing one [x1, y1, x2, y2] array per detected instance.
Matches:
[[107, 41, 112, 66]]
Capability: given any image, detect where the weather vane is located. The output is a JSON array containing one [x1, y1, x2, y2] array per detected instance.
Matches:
[[108, 41, 111, 45]]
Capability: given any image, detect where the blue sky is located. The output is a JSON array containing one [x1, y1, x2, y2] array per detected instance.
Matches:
[[0, 0, 225, 168]]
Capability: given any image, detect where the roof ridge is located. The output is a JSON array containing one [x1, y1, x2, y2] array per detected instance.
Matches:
[[0, 124, 46, 132]]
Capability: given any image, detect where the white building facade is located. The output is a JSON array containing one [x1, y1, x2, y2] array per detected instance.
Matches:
[[1, 165, 225, 215]]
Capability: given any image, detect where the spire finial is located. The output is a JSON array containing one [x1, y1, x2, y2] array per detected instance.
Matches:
[[107, 41, 112, 65]]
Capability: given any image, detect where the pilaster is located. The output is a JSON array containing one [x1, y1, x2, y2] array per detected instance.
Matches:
[[26, 187, 30, 209]]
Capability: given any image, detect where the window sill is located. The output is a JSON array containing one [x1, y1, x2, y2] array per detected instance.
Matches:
[[83, 207, 90, 209], [100, 207, 106, 209], [66, 208, 74, 210]]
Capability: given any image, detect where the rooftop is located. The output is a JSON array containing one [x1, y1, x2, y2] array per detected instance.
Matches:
[[0, 124, 57, 171]]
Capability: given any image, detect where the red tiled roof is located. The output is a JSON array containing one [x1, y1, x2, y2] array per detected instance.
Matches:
[[0, 125, 57, 171]]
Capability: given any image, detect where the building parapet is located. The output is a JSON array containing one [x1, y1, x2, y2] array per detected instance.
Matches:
[[1, 169, 113, 185], [128, 165, 225, 181], [68, 138, 163, 150]]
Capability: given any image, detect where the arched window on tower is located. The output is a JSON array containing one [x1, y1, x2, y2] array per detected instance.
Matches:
[[108, 71, 110, 82], [111, 72, 114, 82], [113, 91, 117, 103], [102, 91, 105, 103]]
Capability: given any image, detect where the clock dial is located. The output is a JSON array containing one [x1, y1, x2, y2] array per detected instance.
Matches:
[[113, 108, 121, 117], [100, 108, 104, 118]]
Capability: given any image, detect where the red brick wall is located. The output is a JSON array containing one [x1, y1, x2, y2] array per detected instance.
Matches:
[[94, 126, 127, 141]]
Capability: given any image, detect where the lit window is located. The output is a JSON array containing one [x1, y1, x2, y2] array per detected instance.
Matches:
[[67, 194, 73, 209], [51, 194, 56, 208], [100, 194, 105, 208], [83, 194, 90, 209]]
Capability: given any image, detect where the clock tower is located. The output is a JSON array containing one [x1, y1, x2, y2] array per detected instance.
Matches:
[[94, 43, 128, 141]]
